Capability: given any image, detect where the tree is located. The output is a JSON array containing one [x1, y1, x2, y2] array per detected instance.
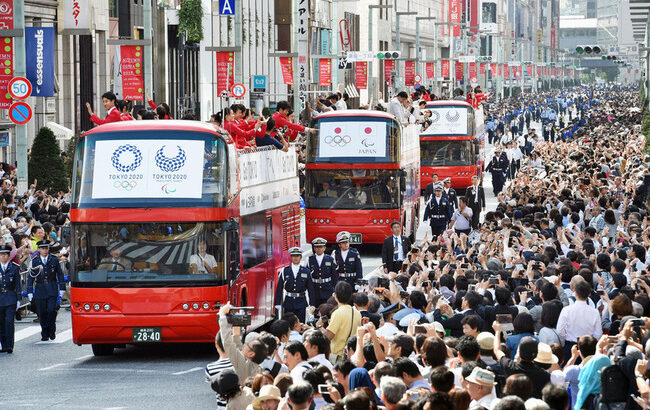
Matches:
[[28, 127, 68, 193]]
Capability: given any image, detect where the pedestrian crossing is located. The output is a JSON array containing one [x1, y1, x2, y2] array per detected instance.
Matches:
[[13, 324, 74, 345]]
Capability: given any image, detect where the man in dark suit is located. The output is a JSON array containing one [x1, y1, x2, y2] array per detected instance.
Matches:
[[381, 221, 412, 274], [465, 175, 486, 229], [423, 173, 439, 202], [432, 290, 484, 337]]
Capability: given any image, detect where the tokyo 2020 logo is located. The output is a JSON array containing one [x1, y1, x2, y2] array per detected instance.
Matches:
[[111, 144, 143, 173], [155, 145, 186, 172]]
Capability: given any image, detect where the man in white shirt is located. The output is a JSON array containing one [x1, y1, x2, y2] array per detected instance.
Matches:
[[465, 367, 498, 409], [284, 340, 313, 382], [189, 240, 218, 274], [387, 92, 409, 124], [376, 302, 402, 338], [556, 277, 602, 359], [303, 329, 334, 371]]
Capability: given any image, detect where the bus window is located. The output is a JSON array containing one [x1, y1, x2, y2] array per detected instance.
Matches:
[[265, 216, 273, 259], [420, 140, 475, 167], [241, 212, 267, 269], [227, 224, 240, 284]]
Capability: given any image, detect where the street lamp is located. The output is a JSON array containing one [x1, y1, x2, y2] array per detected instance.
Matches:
[[368, 4, 392, 102]]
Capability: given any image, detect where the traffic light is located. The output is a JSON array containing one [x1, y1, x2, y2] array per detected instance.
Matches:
[[477, 56, 493, 62], [576, 45, 602, 54], [377, 51, 400, 60]]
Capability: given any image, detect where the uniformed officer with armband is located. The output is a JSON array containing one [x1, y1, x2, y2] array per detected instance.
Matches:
[[27, 240, 65, 341], [307, 238, 337, 307], [442, 177, 458, 209], [332, 231, 363, 286], [274, 247, 315, 323], [423, 184, 453, 239], [0, 244, 21, 353]]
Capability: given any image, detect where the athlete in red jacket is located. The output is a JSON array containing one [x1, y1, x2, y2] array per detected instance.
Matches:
[[86, 92, 122, 126], [271, 101, 317, 138]]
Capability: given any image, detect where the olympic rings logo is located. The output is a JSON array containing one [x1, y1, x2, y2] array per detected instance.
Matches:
[[324, 135, 351, 147], [113, 180, 138, 191]]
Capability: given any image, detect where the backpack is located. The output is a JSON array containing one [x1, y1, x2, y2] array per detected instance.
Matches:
[[597, 364, 630, 409]]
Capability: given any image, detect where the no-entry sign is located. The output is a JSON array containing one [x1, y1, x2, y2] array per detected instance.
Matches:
[[8, 101, 32, 125]]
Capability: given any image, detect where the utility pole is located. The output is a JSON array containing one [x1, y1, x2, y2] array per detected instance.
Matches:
[[368, 4, 392, 104], [143, 0, 152, 99], [14, 0, 27, 193], [415, 16, 436, 90]]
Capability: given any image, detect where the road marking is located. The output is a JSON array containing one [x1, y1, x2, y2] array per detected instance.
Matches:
[[39, 363, 65, 371], [40, 367, 166, 374], [172, 367, 203, 375], [14, 326, 42, 342], [35, 329, 73, 344], [74, 354, 93, 361]]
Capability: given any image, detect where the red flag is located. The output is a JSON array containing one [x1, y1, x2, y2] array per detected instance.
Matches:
[[426, 62, 434, 79], [455, 61, 463, 81], [504, 65, 509, 78], [469, 62, 477, 81], [498, 64, 502, 77], [121, 45, 144, 101], [355, 62, 367, 89], [450, 0, 461, 36], [279, 57, 294, 85], [384, 60, 395, 86], [319, 59, 331, 86], [480, 63, 486, 75], [405, 60, 416, 86], [526, 65, 532, 76], [490, 64, 497, 77], [441, 60, 450, 77], [216, 51, 235, 93]]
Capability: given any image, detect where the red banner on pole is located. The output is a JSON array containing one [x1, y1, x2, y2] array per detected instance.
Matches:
[[455, 61, 463, 81], [426, 62, 434, 79], [469, 62, 477, 81], [0, 0, 13, 30], [319, 59, 332, 86], [490, 64, 497, 77], [120, 45, 144, 101], [498, 64, 502, 77], [441, 60, 450, 77], [480, 63, 486, 75], [515, 67, 521, 78], [279, 57, 294, 86], [405, 60, 415, 86], [217, 51, 235, 93], [384, 60, 395, 86], [526, 65, 532, 76], [450, 0, 461, 36], [537, 66, 541, 77], [0, 38, 13, 109], [355, 62, 367, 89], [504, 65, 509, 79]]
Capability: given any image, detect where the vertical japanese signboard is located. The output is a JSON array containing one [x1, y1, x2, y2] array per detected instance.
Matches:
[[441, 60, 450, 77], [297, 0, 309, 111], [355, 62, 367, 89], [490, 64, 497, 77], [279, 57, 294, 85], [0, 0, 13, 30], [0, 38, 13, 109], [120, 45, 144, 100], [318, 59, 331, 86], [63, 0, 90, 30], [425, 63, 434, 79], [469, 62, 477, 81], [450, 0, 461, 36], [384, 60, 395, 86], [480, 63, 486, 75], [216, 51, 235, 94], [455, 61, 463, 81], [404, 61, 415, 86]]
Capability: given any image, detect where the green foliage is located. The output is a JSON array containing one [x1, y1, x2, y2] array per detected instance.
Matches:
[[64, 135, 79, 181], [178, 0, 204, 43], [28, 127, 68, 193]]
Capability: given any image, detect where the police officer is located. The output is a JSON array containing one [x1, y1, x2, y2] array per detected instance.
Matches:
[[442, 178, 458, 209], [0, 244, 20, 353], [27, 240, 65, 341], [274, 247, 315, 323], [332, 231, 363, 286], [307, 238, 337, 307], [423, 184, 452, 239], [485, 148, 508, 195]]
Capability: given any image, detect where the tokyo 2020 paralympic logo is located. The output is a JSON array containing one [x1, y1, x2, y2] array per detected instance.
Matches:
[[155, 145, 186, 172], [111, 144, 143, 172]]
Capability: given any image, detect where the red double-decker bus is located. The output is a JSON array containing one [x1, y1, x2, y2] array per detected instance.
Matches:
[[304, 110, 420, 245], [420, 100, 486, 192], [70, 120, 300, 355]]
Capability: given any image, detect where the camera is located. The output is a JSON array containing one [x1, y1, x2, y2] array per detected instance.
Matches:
[[489, 276, 499, 285], [356, 279, 369, 286], [226, 313, 252, 327], [630, 319, 645, 327]]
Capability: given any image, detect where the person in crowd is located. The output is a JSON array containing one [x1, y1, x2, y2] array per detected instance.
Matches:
[[332, 231, 363, 286], [381, 221, 412, 274], [274, 247, 315, 322], [86, 92, 121, 125], [0, 244, 20, 353]]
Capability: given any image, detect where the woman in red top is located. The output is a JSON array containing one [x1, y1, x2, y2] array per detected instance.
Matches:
[[271, 101, 316, 140], [118, 100, 135, 121], [219, 108, 267, 149], [86, 92, 122, 125], [145, 87, 173, 119]]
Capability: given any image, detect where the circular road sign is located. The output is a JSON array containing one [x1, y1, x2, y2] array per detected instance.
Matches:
[[231, 83, 246, 98], [470, 77, 478, 87], [414, 74, 422, 84], [8, 101, 32, 125], [8, 77, 31, 100]]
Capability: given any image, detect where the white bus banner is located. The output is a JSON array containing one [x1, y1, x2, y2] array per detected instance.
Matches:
[[91, 139, 205, 199], [318, 121, 387, 158], [424, 107, 468, 135]]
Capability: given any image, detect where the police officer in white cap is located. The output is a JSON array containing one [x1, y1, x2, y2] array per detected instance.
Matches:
[[0, 244, 20, 353], [423, 184, 452, 239], [442, 177, 458, 209], [332, 231, 363, 286], [274, 247, 315, 322], [27, 240, 65, 341], [307, 238, 337, 306]]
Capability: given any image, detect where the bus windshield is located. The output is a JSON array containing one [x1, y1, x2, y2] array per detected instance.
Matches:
[[421, 140, 476, 167], [307, 117, 400, 163], [305, 169, 403, 210], [421, 105, 475, 136], [71, 222, 226, 286], [72, 130, 228, 209]]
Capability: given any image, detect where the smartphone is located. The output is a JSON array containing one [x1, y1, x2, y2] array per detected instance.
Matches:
[[414, 325, 427, 334], [449, 264, 457, 270], [317, 384, 329, 394], [469, 284, 477, 292], [489, 276, 499, 285], [422, 281, 430, 288]]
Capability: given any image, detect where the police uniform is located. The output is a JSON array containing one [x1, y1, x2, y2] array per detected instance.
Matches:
[[0, 245, 20, 353], [307, 238, 337, 307], [26, 240, 65, 341], [442, 178, 458, 209], [485, 151, 508, 195], [423, 185, 452, 238], [331, 232, 363, 286], [274, 247, 315, 323]]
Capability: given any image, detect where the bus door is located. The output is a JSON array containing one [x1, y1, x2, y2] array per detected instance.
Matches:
[[264, 213, 274, 321], [226, 219, 240, 305]]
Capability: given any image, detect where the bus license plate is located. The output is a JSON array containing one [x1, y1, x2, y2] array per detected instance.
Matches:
[[350, 233, 362, 244], [132, 327, 162, 342]]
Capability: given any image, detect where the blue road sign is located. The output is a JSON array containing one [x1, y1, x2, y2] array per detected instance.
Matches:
[[252, 75, 267, 93], [219, 0, 234, 15], [8, 102, 32, 125]]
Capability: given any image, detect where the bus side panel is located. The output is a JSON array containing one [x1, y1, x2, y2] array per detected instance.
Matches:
[[70, 286, 228, 344]]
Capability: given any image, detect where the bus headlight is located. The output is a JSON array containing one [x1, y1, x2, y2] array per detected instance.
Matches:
[[192, 302, 200, 310], [202, 302, 210, 310], [326, 219, 330, 223], [182, 303, 189, 311], [93, 303, 101, 311], [83, 304, 91, 311], [103, 304, 111, 311], [373, 219, 378, 224]]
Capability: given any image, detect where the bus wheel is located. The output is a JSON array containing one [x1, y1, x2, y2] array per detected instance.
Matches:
[[91, 344, 114, 356]]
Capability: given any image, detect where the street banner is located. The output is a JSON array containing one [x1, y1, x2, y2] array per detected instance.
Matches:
[[469, 62, 477, 81], [515, 67, 521, 78], [120, 45, 144, 100], [355, 62, 367, 89], [480, 63, 486, 75], [113, 46, 122, 97], [425, 63, 434, 79], [490, 64, 497, 77], [450, 0, 461, 36], [537, 66, 541, 77], [319, 121, 387, 158], [441, 60, 449, 77], [0, 38, 13, 109], [25, 27, 55, 97], [504, 65, 509, 78], [405, 60, 415, 86], [279, 57, 294, 85], [63, 0, 90, 31], [0, 0, 13, 30], [297, 0, 309, 111], [455, 61, 463, 81], [318, 59, 331, 86], [526, 65, 532, 76], [384, 59, 395, 86], [216, 51, 235, 94]]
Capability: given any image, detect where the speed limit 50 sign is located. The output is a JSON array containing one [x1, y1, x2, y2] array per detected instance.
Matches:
[[8, 77, 32, 100]]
